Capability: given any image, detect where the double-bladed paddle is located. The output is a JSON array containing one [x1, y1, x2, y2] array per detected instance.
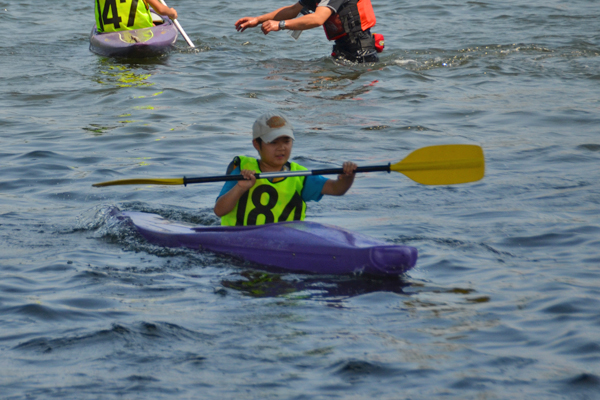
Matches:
[[159, 0, 195, 48], [92, 144, 485, 188]]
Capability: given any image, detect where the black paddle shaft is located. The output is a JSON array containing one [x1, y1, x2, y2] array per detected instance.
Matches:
[[182, 164, 391, 186], [311, 164, 391, 175]]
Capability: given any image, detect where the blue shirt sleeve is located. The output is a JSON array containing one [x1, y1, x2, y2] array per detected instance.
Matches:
[[217, 166, 240, 200], [302, 175, 328, 202]]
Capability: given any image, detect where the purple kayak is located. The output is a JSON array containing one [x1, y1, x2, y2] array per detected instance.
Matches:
[[120, 211, 418, 276], [89, 13, 178, 57]]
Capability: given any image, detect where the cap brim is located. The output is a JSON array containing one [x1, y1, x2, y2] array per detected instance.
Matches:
[[260, 128, 295, 143]]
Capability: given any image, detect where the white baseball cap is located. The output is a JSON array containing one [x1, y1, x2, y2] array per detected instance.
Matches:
[[252, 112, 295, 143]]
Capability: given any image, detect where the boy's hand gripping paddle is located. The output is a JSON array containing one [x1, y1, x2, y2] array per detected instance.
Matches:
[[158, 0, 195, 48]]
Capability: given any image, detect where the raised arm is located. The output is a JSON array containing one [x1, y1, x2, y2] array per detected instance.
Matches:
[[235, 2, 304, 32], [147, 0, 177, 19], [260, 6, 333, 34], [320, 162, 357, 196]]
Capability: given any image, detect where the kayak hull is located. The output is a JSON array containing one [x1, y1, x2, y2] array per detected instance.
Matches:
[[119, 211, 417, 276], [89, 17, 178, 57]]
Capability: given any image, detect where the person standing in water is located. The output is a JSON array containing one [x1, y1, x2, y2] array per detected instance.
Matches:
[[235, 0, 383, 63]]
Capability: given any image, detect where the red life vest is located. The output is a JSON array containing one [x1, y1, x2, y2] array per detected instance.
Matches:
[[323, 0, 377, 41]]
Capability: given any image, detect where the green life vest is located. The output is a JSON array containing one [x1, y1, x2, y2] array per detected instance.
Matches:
[[95, 0, 153, 33], [221, 156, 308, 226]]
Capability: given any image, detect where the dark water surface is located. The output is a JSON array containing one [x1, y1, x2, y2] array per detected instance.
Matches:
[[1, 0, 600, 398]]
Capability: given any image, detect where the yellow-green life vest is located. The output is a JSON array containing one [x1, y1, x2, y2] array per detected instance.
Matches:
[[221, 156, 308, 226], [95, 0, 153, 33]]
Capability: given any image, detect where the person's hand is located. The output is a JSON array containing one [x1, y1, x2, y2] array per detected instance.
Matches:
[[167, 8, 177, 20], [260, 20, 280, 35], [237, 169, 257, 190], [339, 161, 357, 180], [235, 17, 259, 32]]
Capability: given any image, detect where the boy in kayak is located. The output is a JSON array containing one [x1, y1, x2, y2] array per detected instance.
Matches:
[[214, 112, 357, 226], [235, 0, 381, 63], [95, 0, 177, 33]]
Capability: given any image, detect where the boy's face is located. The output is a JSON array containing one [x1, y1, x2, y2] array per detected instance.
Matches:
[[253, 136, 293, 169]]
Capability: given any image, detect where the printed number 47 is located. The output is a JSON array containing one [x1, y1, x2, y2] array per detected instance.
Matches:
[[102, 0, 141, 29]]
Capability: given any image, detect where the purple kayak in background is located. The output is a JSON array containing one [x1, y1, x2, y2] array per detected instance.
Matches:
[[89, 12, 178, 57], [119, 211, 418, 276]]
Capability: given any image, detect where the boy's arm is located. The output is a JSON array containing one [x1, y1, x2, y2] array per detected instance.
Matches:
[[214, 170, 256, 217], [260, 6, 333, 34], [235, 3, 304, 32], [320, 162, 357, 196], [147, 0, 177, 19]]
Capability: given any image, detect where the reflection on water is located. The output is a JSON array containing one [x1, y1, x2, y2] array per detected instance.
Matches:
[[222, 270, 411, 301], [267, 60, 384, 101], [84, 61, 169, 136], [82, 123, 119, 135], [94, 60, 156, 88]]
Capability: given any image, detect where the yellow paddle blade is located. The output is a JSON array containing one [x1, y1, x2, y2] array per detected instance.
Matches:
[[391, 144, 485, 185], [92, 178, 184, 187]]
